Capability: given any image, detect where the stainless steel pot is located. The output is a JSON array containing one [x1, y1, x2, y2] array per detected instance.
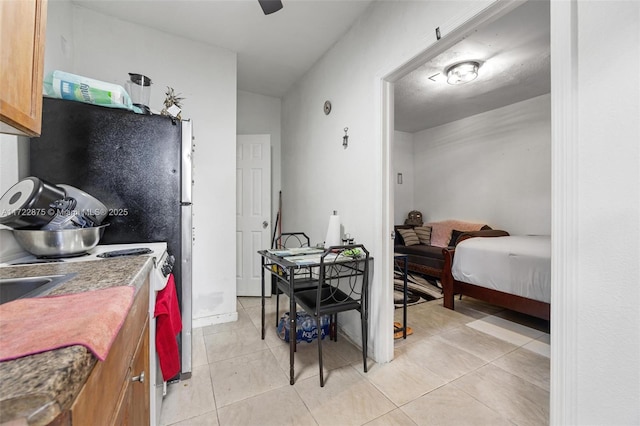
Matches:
[[56, 184, 108, 225], [12, 224, 110, 257], [0, 177, 65, 229]]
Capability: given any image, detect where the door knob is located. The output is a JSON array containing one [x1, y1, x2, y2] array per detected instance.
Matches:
[[132, 371, 145, 383], [262, 221, 268, 228]]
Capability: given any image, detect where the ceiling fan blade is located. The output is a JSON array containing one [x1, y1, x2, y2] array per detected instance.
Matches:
[[259, 0, 283, 15]]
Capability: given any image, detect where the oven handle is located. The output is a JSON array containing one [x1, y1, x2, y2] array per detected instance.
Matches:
[[160, 254, 175, 277]]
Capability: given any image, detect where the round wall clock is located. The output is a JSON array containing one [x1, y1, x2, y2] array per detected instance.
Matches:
[[324, 100, 332, 115]]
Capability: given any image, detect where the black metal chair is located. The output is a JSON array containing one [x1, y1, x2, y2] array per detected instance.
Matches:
[[293, 244, 370, 387], [274, 232, 317, 325]]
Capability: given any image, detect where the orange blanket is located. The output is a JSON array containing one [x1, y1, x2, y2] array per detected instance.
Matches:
[[0, 286, 135, 362]]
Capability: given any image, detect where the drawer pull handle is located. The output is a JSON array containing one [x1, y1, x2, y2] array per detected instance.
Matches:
[[132, 371, 145, 383]]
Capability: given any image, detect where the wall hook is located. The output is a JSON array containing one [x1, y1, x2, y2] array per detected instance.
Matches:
[[343, 127, 349, 149]]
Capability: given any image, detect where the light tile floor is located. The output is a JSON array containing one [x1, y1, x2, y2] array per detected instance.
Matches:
[[160, 296, 550, 426]]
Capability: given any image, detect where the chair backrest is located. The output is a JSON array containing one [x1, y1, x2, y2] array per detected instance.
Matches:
[[278, 232, 310, 249], [317, 244, 370, 309]]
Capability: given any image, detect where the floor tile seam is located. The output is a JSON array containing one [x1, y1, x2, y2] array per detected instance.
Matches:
[[464, 321, 553, 359], [445, 380, 519, 425], [200, 363, 222, 426], [265, 344, 323, 381], [211, 345, 281, 364], [510, 338, 552, 356], [352, 368, 403, 419], [289, 366, 371, 425], [487, 359, 551, 393], [451, 363, 551, 416], [357, 406, 400, 426], [394, 379, 452, 409], [362, 375, 403, 410], [206, 343, 272, 365], [394, 405, 430, 426], [414, 351, 493, 387], [202, 321, 262, 338], [164, 410, 218, 426], [429, 328, 517, 363], [288, 383, 321, 426], [393, 321, 437, 337], [201, 320, 258, 336], [365, 408, 420, 426], [416, 324, 465, 337], [487, 344, 532, 364], [519, 346, 551, 361], [392, 336, 427, 351], [444, 325, 526, 361], [211, 380, 291, 410]]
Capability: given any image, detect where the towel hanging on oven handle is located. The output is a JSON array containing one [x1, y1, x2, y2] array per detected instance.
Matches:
[[161, 254, 175, 277]]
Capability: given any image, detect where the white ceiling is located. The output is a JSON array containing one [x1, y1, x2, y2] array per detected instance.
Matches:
[[71, 0, 373, 98], [71, 0, 549, 132], [394, 0, 550, 133]]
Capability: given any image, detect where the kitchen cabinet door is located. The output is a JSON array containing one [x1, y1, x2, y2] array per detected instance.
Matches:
[[70, 279, 150, 425], [0, 0, 47, 136], [129, 318, 150, 425], [113, 318, 150, 425]]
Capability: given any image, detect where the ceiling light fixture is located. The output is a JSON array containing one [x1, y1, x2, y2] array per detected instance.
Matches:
[[446, 61, 480, 85]]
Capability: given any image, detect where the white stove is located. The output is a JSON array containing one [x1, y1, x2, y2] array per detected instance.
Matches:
[[1, 242, 171, 426]]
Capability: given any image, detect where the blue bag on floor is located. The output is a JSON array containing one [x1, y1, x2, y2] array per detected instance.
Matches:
[[277, 312, 330, 343]]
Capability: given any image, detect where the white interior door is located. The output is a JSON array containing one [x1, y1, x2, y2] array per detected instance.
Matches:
[[236, 135, 271, 296]]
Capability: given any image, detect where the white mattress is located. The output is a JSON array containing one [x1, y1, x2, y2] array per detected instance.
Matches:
[[452, 235, 551, 303]]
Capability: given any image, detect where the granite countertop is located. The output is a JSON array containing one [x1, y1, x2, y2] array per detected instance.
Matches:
[[0, 256, 154, 426]]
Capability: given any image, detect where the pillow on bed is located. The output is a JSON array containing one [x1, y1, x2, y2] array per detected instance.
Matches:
[[448, 229, 465, 247], [427, 220, 486, 247], [397, 228, 419, 246], [414, 225, 432, 245]]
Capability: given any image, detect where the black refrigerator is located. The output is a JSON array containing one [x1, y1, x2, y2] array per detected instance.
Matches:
[[29, 97, 193, 378]]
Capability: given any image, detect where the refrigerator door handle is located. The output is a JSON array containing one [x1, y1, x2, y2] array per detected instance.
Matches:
[[181, 120, 193, 204], [180, 203, 193, 378]]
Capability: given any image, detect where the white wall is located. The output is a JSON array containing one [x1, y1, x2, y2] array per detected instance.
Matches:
[[43, 0, 74, 76], [0, 0, 74, 260], [237, 90, 282, 226], [550, 1, 639, 424], [411, 94, 551, 235], [283, 2, 640, 420], [1, 0, 74, 210], [0, 135, 26, 194], [282, 0, 495, 361], [35, 3, 239, 326], [0, 135, 29, 260], [393, 130, 414, 224], [0, 0, 74, 196]]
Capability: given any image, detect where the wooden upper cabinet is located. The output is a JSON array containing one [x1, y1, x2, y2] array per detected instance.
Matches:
[[0, 0, 48, 136]]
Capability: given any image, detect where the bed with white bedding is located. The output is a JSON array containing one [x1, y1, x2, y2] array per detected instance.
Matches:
[[442, 235, 551, 320]]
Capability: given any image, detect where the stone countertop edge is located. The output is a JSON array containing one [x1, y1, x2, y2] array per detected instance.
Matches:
[[0, 256, 154, 426]]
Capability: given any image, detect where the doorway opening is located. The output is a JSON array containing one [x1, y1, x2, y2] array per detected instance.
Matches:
[[379, 0, 550, 362]]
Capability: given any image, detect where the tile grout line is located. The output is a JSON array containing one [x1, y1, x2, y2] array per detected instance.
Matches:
[[195, 297, 547, 425]]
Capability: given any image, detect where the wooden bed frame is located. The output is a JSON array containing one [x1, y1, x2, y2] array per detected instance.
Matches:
[[441, 245, 550, 321]]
